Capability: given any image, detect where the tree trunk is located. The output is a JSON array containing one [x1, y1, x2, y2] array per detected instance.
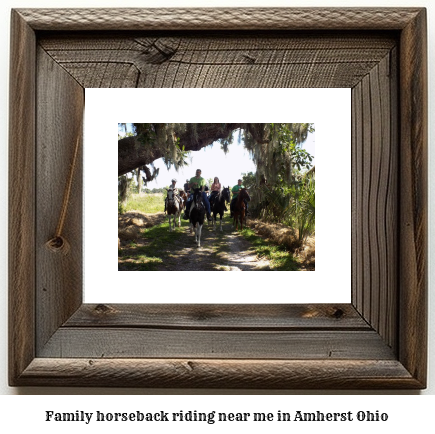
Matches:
[[136, 169, 142, 193]]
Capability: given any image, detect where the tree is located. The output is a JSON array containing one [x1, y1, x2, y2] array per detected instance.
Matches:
[[118, 123, 269, 177], [118, 124, 314, 189], [118, 174, 133, 213], [243, 123, 314, 188], [136, 168, 142, 193]]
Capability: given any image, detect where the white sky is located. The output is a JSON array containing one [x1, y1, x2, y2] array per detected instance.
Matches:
[[120, 126, 315, 189]]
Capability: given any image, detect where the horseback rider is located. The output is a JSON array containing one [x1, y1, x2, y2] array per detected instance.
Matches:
[[183, 178, 189, 193], [230, 179, 249, 216], [164, 178, 182, 213], [210, 177, 228, 211], [183, 169, 212, 221], [170, 178, 178, 191]]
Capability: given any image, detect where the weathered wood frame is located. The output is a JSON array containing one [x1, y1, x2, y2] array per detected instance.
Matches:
[[9, 8, 427, 388]]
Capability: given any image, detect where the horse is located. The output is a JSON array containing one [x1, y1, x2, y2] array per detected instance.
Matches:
[[165, 187, 183, 231], [233, 188, 251, 230], [189, 187, 206, 247], [179, 190, 188, 209], [211, 186, 231, 232]]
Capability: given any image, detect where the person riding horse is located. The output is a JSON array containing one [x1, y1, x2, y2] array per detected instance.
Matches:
[[210, 177, 228, 211], [183, 179, 190, 194], [230, 179, 249, 216], [211, 185, 231, 232], [183, 169, 212, 221], [189, 187, 206, 247], [164, 178, 182, 213]]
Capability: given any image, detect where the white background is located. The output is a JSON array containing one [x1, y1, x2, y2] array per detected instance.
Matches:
[[0, 0, 434, 424], [85, 88, 351, 304]]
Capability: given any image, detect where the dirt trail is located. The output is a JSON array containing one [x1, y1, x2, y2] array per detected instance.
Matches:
[[162, 223, 271, 271], [119, 211, 271, 271]]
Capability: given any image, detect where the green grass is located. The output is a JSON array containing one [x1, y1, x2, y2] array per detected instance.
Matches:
[[118, 221, 187, 271], [125, 193, 164, 213], [118, 255, 163, 271], [119, 193, 187, 271], [240, 227, 300, 271], [142, 222, 185, 244], [118, 203, 302, 271]]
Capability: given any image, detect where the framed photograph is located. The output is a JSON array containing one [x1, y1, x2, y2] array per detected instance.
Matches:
[[87, 88, 349, 303], [9, 8, 427, 388]]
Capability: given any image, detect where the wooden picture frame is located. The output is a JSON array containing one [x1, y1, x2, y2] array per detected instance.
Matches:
[[9, 8, 427, 389]]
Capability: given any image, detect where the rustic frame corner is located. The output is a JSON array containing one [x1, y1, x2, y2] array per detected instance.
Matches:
[[9, 8, 427, 389]]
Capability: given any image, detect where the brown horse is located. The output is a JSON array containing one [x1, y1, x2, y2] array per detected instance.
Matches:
[[179, 190, 188, 209], [233, 188, 251, 230]]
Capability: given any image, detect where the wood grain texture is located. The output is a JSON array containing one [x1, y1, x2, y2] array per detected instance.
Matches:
[[39, 33, 396, 88], [39, 329, 395, 360], [387, 47, 399, 349], [8, 7, 427, 389], [35, 48, 84, 353], [17, 358, 420, 389], [65, 304, 369, 330], [16, 8, 422, 31], [398, 9, 428, 385], [8, 10, 36, 386], [351, 51, 398, 352], [351, 79, 362, 313], [382, 47, 399, 350]]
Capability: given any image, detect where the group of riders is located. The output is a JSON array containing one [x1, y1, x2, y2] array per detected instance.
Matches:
[[164, 168, 249, 221]]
